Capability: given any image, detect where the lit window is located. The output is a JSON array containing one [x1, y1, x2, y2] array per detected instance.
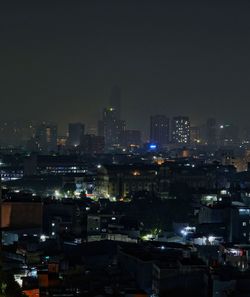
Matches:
[[243, 222, 247, 226]]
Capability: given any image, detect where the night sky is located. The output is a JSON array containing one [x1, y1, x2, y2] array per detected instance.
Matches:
[[1, 0, 250, 134]]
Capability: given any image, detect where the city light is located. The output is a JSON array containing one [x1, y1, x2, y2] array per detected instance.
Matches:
[[40, 235, 46, 242], [149, 144, 157, 149]]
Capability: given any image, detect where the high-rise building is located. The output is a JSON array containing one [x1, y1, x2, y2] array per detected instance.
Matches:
[[35, 123, 58, 153], [190, 126, 201, 144], [98, 107, 125, 149], [109, 85, 122, 119], [80, 134, 105, 154], [120, 130, 141, 148], [150, 115, 170, 148], [171, 116, 190, 144], [67, 123, 85, 147], [206, 118, 217, 146], [219, 124, 239, 146]]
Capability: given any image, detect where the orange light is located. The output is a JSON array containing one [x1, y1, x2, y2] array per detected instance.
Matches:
[[23, 289, 39, 297], [132, 171, 140, 176]]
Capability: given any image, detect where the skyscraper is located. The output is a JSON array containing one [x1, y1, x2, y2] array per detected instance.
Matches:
[[150, 115, 170, 148], [206, 118, 217, 146], [109, 85, 122, 119], [35, 122, 58, 153], [68, 123, 85, 147], [98, 107, 125, 149], [171, 116, 190, 144]]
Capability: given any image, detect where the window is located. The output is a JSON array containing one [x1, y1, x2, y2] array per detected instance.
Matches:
[[243, 222, 247, 226]]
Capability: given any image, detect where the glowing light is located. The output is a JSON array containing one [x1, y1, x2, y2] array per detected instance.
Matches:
[[149, 144, 157, 149], [181, 230, 188, 236], [142, 234, 154, 241], [132, 171, 140, 176], [54, 190, 61, 198], [208, 236, 215, 243]]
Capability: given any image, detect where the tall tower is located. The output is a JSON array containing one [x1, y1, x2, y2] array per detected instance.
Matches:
[[109, 85, 122, 120], [98, 107, 125, 149], [150, 115, 170, 148]]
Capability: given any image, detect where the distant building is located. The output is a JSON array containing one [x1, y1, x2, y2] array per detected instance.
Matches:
[[98, 107, 125, 149], [190, 126, 201, 145], [1, 201, 43, 230], [206, 118, 217, 146], [81, 134, 105, 154], [0, 120, 35, 147], [96, 164, 159, 199], [109, 85, 122, 120], [219, 124, 239, 146], [120, 130, 141, 148], [23, 154, 87, 176], [198, 203, 250, 243], [67, 123, 85, 147], [35, 123, 58, 153], [150, 115, 170, 148], [242, 126, 250, 145], [171, 116, 190, 144]]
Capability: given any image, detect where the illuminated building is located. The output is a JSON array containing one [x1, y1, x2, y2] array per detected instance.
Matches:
[[198, 203, 250, 243], [96, 164, 159, 199], [171, 116, 190, 144], [67, 122, 85, 147], [150, 115, 170, 148], [24, 155, 87, 175]]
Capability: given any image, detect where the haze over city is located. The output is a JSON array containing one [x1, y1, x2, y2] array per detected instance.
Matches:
[[3, 2, 250, 297], [1, 0, 250, 134]]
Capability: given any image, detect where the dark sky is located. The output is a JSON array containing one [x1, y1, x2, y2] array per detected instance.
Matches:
[[1, 0, 250, 135]]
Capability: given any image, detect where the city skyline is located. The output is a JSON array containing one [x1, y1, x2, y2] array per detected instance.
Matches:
[[1, 0, 250, 134], [2, 2, 250, 296]]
